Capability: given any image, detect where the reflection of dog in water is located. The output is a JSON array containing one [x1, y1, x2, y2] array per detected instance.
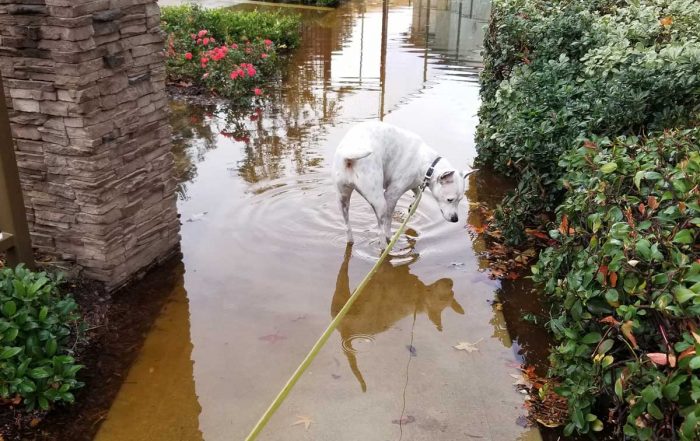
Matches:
[[331, 245, 465, 391]]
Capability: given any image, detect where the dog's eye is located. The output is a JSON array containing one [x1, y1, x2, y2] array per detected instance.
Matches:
[[447, 198, 455, 203]]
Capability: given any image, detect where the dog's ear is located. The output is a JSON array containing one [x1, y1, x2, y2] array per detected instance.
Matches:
[[459, 169, 479, 180], [438, 170, 455, 184]]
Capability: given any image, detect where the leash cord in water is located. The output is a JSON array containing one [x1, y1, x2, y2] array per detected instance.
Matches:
[[244, 186, 426, 441]]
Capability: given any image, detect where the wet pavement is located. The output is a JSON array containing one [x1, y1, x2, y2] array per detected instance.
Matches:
[[93, 0, 544, 440]]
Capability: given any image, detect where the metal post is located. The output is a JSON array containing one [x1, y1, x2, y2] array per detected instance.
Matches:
[[0, 73, 35, 268]]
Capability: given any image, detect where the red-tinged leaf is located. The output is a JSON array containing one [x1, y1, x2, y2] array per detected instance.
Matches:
[[678, 347, 696, 362], [609, 272, 618, 288], [583, 140, 597, 150], [646, 353, 668, 366], [507, 271, 520, 280], [638, 203, 646, 215], [669, 353, 677, 368], [679, 202, 686, 213], [598, 265, 608, 276], [525, 229, 550, 240], [660, 16, 673, 26], [647, 195, 659, 210], [559, 215, 569, 236], [621, 321, 638, 349], [599, 315, 620, 326]]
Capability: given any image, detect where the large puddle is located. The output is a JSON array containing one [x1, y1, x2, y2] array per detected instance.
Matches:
[[93, 0, 545, 439]]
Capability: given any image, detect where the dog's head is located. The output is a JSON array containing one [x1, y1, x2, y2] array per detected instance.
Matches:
[[430, 169, 476, 223]]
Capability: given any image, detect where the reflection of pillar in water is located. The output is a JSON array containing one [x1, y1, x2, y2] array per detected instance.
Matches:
[[359, 8, 365, 83], [468, 0, 474, 18], [455, 1, 463, 60], [423, 0, 431, 83], [379, 0, 389, 120], [94, 264, 203, 441]]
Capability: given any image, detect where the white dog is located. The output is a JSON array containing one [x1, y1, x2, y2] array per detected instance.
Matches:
[[333, 121, 476, 244]]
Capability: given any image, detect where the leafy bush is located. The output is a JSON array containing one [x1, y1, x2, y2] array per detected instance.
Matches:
[[477, 0, 700, 243], [0, 265, 84, 410], [161, 5, 301, 50], [161, 5, 301, 101], [533, 129, 700, 439]]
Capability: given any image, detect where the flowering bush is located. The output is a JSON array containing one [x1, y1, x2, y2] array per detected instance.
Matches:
[[162, 6, 301, 102], [167, 30, 279, 101]]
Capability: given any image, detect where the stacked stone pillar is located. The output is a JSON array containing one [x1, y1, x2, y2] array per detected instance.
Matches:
[[0, 0, 180, 289]]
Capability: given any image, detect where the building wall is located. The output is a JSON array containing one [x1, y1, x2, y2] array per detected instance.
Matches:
[[0, 0, 180, 289]]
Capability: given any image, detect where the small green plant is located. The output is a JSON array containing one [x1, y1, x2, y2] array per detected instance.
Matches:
[[0, 265, 84, 410]]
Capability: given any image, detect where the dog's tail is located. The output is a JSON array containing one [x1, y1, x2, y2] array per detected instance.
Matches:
[[340, 145, 373, 162]]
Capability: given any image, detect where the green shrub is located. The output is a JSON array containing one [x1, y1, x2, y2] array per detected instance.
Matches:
[[161, 5, 301, 50], [533, 129, 700, 439], [477, 0, 700, 244], [0, 265, 84, 410]]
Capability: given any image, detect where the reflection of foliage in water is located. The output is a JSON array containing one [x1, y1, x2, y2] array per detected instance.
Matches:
[[169, 6, 361, 192], [169, 100, 218, 200]]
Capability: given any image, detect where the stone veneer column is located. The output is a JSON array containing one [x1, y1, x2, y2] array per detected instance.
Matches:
[[0, 0, 180, 289]]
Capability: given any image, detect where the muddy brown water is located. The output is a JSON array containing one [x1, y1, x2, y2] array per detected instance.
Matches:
[[88, 0, 553, 439]]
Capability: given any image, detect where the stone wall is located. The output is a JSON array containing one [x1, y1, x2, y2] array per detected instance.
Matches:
[[0, 0, 180, 289]]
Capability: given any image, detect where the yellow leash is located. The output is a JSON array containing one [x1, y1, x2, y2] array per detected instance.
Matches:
[[244, 186, 426, 440]]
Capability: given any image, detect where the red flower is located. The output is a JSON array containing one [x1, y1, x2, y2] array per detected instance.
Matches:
[[247, 66, 257, 76], [200, 57, 209, 64], [261, 53, 268, 59], [231, 43, 239, 49], [191, 33, 197, 40], [253, 88, 262, 96], [245, 48, 252, 54], [197, 38, 202, 45], [198, 29, 208, 38], [203, 37, 210, 45], [264, 39, 273, 46], [185, 52, 193, 60], [230, 71, 239, 80]]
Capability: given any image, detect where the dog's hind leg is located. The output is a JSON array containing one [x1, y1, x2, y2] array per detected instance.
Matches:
[[365, 194, 390, 245], [338, 185, 354, 243]]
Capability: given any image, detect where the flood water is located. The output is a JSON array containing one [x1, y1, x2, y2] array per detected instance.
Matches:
[[93, 0, 545, 439]]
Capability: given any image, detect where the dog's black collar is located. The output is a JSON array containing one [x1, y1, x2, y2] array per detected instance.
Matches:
[[423, 156, 442, 187]]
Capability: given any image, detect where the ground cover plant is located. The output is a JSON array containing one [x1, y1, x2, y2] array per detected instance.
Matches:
[[162, 5, 301, 103], [477, 0, 700, 438], [0, 265, 84, 411]]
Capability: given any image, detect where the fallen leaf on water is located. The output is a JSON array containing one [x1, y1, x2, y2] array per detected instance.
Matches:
[[511, 373, 529, 386], [259, 333, 287, 344], [186, 212, 208, 222], [391, 415, 415, 425], [29, 417, 41, 428], [331, 374, 341, 379], [292, 415, 313, 430], [454, 338, 483, 353], [406, 345, 417, 357]]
